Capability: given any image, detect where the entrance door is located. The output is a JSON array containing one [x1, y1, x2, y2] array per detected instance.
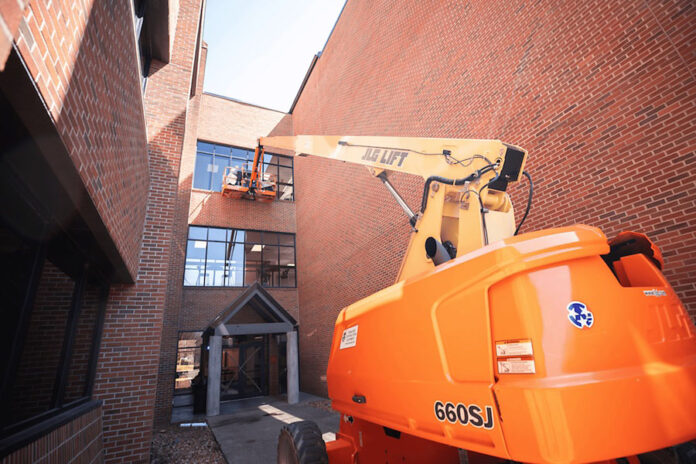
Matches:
[[221, 335, 268, 400]]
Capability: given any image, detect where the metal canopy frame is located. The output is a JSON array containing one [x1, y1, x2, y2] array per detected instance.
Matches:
[[208, 282, 297, 336]]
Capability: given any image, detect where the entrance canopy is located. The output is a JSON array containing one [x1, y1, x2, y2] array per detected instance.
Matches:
[[207, 282, 297, 336]]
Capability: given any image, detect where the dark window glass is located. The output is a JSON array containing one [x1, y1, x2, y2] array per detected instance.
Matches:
[[63, 286, 100, 404], [193, 142, 293, 199], [246, 230, 262, 243], [262, 245, 279, 287], [183, 227, 296, 288], [193, 152, 212, 190], [244, 243, 262, 284], [8, 262, 72, 424], [278, 234, 294, 247], [262, 232, 279, 245], [279, 267, 296, 288]]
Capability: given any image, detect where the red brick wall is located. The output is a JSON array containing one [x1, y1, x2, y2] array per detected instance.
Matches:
[[93, 0, 205, 462], [153, 89, 297, 425], [1, 405, 103, 464], [10, 0, 149, 279], [154, 40, 207, 426], [181, 288, 299, 330], [291, 0, 696, 395], [0, 0, 29, 70]]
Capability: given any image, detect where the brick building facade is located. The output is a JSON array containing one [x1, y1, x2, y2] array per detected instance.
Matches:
[[0, 0, 206, 462], [1, 0, 694, 462], [290, 0, 696, 396]]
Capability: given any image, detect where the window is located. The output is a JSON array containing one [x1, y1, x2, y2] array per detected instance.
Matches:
[[175, 332, 203, 394], [0, 229, 108, 440], [194, 141, 294, 201], [133, 0, 151, 93], [184, 226, 296, 288]]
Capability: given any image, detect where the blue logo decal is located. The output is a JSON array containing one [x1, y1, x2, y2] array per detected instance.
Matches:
[[567, 301, 593, 329]]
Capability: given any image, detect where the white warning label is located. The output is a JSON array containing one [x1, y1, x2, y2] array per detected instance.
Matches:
[[498, 358, 536, 374], [495, 340, 533, 357], [339, 325, 358, 349]]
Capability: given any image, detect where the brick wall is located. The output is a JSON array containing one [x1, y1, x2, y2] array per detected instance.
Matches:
[[180, 288, 299, 330], [291, 0, 696, 395], [154, 90, 296, 425], [0, 0, 29, 71], [1, 405, 103, 464], [92, 0, 205, 461], [153, 39, 207, 426], [10, 0, 149, 279]]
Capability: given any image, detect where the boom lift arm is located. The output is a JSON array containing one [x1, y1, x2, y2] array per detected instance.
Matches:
[[259, 135, 527, 280], [263, 135, 696, 464]]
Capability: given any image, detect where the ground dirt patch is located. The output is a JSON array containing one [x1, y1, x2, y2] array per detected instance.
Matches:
[[151, 424, 226, 463]]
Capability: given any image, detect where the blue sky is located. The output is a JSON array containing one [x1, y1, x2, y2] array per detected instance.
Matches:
[[202, 0, 346, 112]]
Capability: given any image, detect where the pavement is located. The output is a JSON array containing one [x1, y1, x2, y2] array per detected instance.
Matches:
[[206, 393, 340, 463]]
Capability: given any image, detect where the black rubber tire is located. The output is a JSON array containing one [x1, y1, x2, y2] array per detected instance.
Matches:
[[277, 421, 329, 464]]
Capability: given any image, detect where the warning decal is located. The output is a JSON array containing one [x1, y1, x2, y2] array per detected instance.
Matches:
[[339, 325, 358, 349]]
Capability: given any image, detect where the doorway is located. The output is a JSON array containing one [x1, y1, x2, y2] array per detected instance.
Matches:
[[221, 335, 268, 400]]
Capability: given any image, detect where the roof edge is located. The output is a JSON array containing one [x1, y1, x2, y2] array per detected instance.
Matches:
[[203, 92, 289, 114]]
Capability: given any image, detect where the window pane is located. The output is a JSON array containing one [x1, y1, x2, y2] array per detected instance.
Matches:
[[8, 261, 72, 424], [244, 243, 262, 285], [231, 147, 251, 160], [230, 229, 245, 243], [175, 332, 202, 392], [263, 163, 279, 184], [278, 166, 293, 184], [246, 231, 262, 243], [193, 153, 212, 190], [262, 232, 279, 245], [263, 153, 273, 164], [278, 183, 294, 201], [225, 242, 244, 286], [278, 155, 293, 167], [208, 227, 226, 242], [262, 245, 279, 287], [279, 246, 294, 267], [214, 145, 231, 156], [211, 155, 229, 192], [205, 241, 226, 286], [278, 234, 294, 246], [184, 240, 206, 286], [188, 226, 207, 240], [197, 141, 215, 153], [64, 285, 100, 403], [279, 267, 296, 287]]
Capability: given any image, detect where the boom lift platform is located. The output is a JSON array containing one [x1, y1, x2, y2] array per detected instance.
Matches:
[[257, 135, 696, 464], [221, 145, 276, 202]]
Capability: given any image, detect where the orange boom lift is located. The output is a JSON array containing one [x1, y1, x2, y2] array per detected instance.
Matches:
[[258, 136, 696, 464], [221, 145, 276, 201]]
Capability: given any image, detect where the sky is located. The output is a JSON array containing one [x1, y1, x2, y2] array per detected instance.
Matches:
[[202, 0, 346, 112]]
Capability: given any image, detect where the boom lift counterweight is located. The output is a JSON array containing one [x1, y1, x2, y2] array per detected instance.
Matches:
[[257, 135, 696, 464]]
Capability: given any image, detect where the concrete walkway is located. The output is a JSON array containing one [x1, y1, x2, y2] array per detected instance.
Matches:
[[207, 393, 340, 463]]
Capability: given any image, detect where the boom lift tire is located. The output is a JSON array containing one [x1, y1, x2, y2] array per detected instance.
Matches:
[[277, 421, 329, 464]]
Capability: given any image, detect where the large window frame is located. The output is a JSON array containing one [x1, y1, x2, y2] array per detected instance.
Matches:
[[0, 241, 109, 456], [194, 141, 294, 201], [184, 226, 297, 288]]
